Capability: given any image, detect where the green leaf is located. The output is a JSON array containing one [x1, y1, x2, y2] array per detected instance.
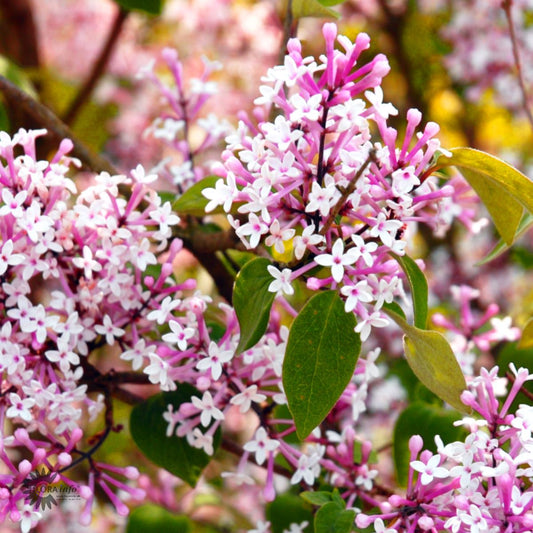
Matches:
[[393, 403, 466, 485], [130, 383, 220, 486], [158, 191, 178, 205], [266, 493, 313, 533], [314, 502, 356, 533], [438, 148, 533, 245], [126, 505, 191, 533], [290, 0, 340, 18], [0, 55, 37, 98], [391, 253, 428, 329], [113, 0, 163, 14], [300, 491, 333, 507], [477, 212, 533, 265], [173, 176, 219, 216], [497, 342, 533, 411], [283, 291, 361, 440], [518, 318, 533, 349], [316, 0, 346, 5], [382, 301, 407, 321], [383, 308, 468, 412], [234, 257, 276, 354]]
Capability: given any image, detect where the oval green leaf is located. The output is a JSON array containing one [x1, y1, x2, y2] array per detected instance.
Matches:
[[130, 383, 220, 486], [173, 176, 220, 216], [384, 308, 468, 412], [314, 502, 356, 533], [234, 257, 276, 354], [126, 505, 191, 533], [266, 493, 313, 533], [283, 291, 361, 440], [300, 491, 333, 507], [391, 253, 428, 329], [438, 148, 533, 245], [393, 402, 467, 486]]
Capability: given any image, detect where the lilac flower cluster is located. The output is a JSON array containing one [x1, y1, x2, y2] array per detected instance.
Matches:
[[139, 48, 232, 192], [0, 129, 186, 529], [440, 0, 533, 112], [356, 364, 533, 532], [203, 23, 472, 341]]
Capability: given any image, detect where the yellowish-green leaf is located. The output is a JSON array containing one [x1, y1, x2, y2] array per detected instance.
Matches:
[[518, 318, 533, 349], [438, 148, 533, 245], [384, 308, 469, 412], [477, 212, 533, 265], [291, 0, 340, 18]]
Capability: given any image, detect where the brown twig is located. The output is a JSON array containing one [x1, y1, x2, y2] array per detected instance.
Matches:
[[0, 0, 39, 68], [502, 0, 533, 131], [0, 75, 119, 175], [62, 6, 129, 126], [277, 0, 295, 66]]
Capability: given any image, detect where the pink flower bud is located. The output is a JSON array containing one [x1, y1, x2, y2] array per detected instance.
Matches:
[[18, 460, 32, 476], [408, 435, 424, 456], [355, 514, 373, 528], [58, 453, 72, 467]]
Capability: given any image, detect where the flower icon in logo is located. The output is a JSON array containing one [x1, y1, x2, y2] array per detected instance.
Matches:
[[22, 468, 58, 510]]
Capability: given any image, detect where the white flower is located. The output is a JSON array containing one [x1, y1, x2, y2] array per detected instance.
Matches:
[[143, 354, 176, 391], [196, 341, 234, 380], [283, 521, 309, 533], [290, 447, 324, 485], [236, 213, 269, 249], [121, 339, 156, 371], [340, 280, 374, 312], [0, 239, 24, 275], [202, 174, 237, 213], [373, 518, 397, 533], [72, 245, 102, 279], [147, 296, 181, 325], [243, 427, 279, 465], [314, 239, 359, 283], [230, 385, 267, 413], [95, 314, 125, 345], [191, 391, 225, 427], [364, 86, 398, 119], [267, 265, 294, 296], [305, 180, 338, 217], [293, 225, 324, 260], [265, 220, 295, 254], [355, 311, 389, 342], [369, 213, 402, 248], [162, 320, 195, 350], [6, 393, 35, 422], [19, 504, 42, 533], [410, 454, 449, 485], [351, 234, 378, 267], [391, 166, 420, 195], [289, 93, 322, 122], [187, 428, 214, 455]]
